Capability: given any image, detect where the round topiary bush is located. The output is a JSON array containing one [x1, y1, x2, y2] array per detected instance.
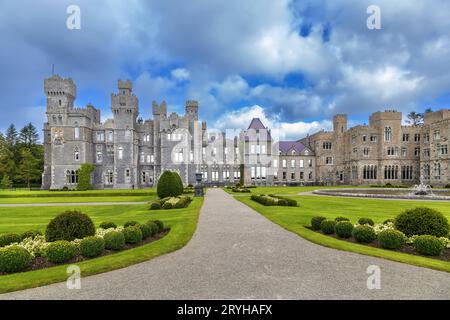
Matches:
[[79, 236, 105, 258], [104, 231, 125, 251], [383, 219, 395, 225], [150, 202, 162, 210], [99, 222, 117, 229], [394, 207, 449, 237], [173, 171, 184, 197], [335, 221, 354, 238], [20, 230, 42, 240], [124, 221, 139, 228], [378, 230, 405, 250], [413, 235, 445, 256], [358, 218, 375, 226], [45, 210, 95, 242], [0, 233, 22, 247], [157, 171, 182, 198], [0, 245, 32, 273], [311, 216, 327, 231], [320, 220, 336, 235], [140, 224, 152, 239], [146, 221, 159, 236], [352, 225, 377, 243], [335, 217, 350, 222], [44, 241, 77, 263], [151, 220, 164, 233], [123, 226, 143, 244]]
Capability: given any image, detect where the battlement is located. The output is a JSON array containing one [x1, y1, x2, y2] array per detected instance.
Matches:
[[44, 75, 76, 98], [186, 100, 199, 108], [152, 101, 167, 116], [118, 80, 132, 91], [369, 110, 402, 123]]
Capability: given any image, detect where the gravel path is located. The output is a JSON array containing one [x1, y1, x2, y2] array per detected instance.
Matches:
[[1, 189, 450, 300]]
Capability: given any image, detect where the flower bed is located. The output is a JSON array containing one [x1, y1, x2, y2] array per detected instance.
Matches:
[[150, 196, 192, 210], [251, 194, 297, 206], [309, 207, 450, 261], [0, 216, 168, 275]]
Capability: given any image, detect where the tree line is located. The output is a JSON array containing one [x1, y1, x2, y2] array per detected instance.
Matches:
[[0, 123, 44, 189]]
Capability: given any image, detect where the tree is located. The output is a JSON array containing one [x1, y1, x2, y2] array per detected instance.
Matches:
[[406, 111, 424, 126], [5, 124, 18, 146], [424, 108, 433, 114], [0, 175, 12, 190], [173, 171, 184, 195], [19, 123, 39, 148], [77, 163, 95, 191], [157, 171, 182, 198], [17, 149, 40, 189], [0, 142, 16, 181]]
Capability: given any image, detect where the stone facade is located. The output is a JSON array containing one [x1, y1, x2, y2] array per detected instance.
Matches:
[[42, 75, 450, 189]]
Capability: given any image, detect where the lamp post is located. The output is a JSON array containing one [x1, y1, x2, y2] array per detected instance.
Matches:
[[194, 173, 204, 197]]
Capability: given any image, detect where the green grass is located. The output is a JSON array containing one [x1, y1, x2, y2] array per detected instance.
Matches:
[[223, 185, 366, 195], [0, 188, 156, 204], [236, 193, 450, 273], [0, 197, 203, 293]]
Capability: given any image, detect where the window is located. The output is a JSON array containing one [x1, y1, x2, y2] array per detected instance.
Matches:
[[291, 172, 295, 180], [291, 160, 296, 168], [175, 150, 183, 162], [250, 145, 255, 154], [74, 127, 80, 140], [424, 164, 431, 179], [118, 147, 123, 160], [146, 155, 151, 163], [402, 134, 409, 142], [66, 170, 78, 184], [273, 159, 278, 168], [273, 170, 278, 179], [141, 171, 148, 183], [251, 167, 255, 179], [363, 148, 370, 156], [325, 157, 333, 165], [434, 163, 441, 180], [96, 152, 102, 163], [308, 172, 313, 180], [261, 145, 266, 154], [105, 170, 113, 184], [384, 127, 392, 142], [74, 147, 80, 161], [299, 159, 304, 168], [362, 135, 367, 142], [97, 132, 104, 142], [261, 167, 266, 179], [387, 147, 399, 156], [143, 134, 150, 142], [401, 147, 407, 157], [282, 172, 287, 180], [424, 149, 430, 157], [140, 152, 145, 163], [351, 135, 356, 144], [282, 159, 287, 168], [300, 172, 304, 180], [308, 159, 313, 167], [414, 133, 420, 142], [370, 135, 378, 143], [59, 99, 62, 106], [363, 165, 377, 180], [107, 131, 113, 142], [353, 147, 358, 154], [434, 130, 441, 140], [424, 133, 430, 143], [414, 147, 420, 157], [440, 145, 448, 155], [323, 142, 332, 150], [401, 165, 414, 180], [384, 165, 399, 180]]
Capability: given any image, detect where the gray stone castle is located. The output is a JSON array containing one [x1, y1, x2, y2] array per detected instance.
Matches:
[[42, 75, 450, 189]]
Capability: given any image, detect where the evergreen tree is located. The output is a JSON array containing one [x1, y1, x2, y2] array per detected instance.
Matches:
[[0, 175, 12, 190], [0, 141, 16, 181], [19, 123, 39, 147], [17, 149, 40, 189], [5, 124, 18, 146], [406, 111, 424, 126]]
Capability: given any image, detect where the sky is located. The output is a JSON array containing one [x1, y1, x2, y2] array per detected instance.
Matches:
[[0, 0, 449, 141]]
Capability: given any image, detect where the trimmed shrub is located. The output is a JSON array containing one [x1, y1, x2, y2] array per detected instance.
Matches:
[[104, 231, 125, 251], [270, 195, 297, 207], [413, 235, 445, 256], [173, 171, 184, 196], [358, 218, 375, 226], [378, 230, 405, 250], [146, 221, 159, 236], [311, 216, 327, 231], [123, 226, 143, 244], [0, 245, 32, 272], [335, 221, 354, 238], [394, 207, 449, 237], [352, 225, 376, 243], [140, 224, 153, 239], [162, 201, 173, 210], [320, 220, 336, 235], [157, 171, 182, 198], [174, 196, 191, 209], [150, 202, 162, 210], [44, 241, 76, 263], [99, 222, 117, 230], [124, 221, 139, 228], [20, 230, 42, 240], [0, 233, 22, 247], [45, 210, 95, 242], [80, 236, 105, 258], [335, 217, 350, 222], [150, 220, 164, 233], [383, 219, 395, 225]]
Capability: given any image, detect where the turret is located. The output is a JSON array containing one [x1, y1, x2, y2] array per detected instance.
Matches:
[[185, 100, 199, 120], [333, 114, 347, 135], [111, 79, 138, 128], [44, 75, 76, 112]]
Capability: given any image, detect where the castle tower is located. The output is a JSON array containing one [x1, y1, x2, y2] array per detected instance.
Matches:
[[185, 100, 199, 121], [333, 114, 347, 135], [111, 80, 139, 128]]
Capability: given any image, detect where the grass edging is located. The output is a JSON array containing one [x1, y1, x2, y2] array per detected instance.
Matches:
[[0, 197, 204, 294], [236, 196, 450, 274]]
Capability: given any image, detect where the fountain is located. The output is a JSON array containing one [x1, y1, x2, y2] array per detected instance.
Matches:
[[411, 175, 433, 196]]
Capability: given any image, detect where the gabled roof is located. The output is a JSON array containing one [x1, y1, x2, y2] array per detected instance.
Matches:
[[247, 118, 266, 130], [279, 141, 312, 155]]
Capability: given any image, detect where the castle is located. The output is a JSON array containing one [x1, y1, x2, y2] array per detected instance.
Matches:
[[42, 75, 450, 189]]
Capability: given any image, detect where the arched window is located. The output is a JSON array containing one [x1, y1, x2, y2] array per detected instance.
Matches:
[[105, 170, 113, 184], [118, 147, 123, 160], [384, 127, 392, 142], [66, 170, 78, 184]]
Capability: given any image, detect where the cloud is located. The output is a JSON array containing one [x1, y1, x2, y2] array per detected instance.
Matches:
[[171, 68, 190, 82]]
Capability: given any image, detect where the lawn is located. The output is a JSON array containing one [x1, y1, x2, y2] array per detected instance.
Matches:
[[236, 193, 450, 273], [0, 189, 156, 204], [0, 197, 203, 293], [223, 185, 366, 195]]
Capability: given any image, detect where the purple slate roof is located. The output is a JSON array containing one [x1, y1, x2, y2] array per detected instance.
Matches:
[[247, 118, 267, 130], [278, 141, 311, 154]]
